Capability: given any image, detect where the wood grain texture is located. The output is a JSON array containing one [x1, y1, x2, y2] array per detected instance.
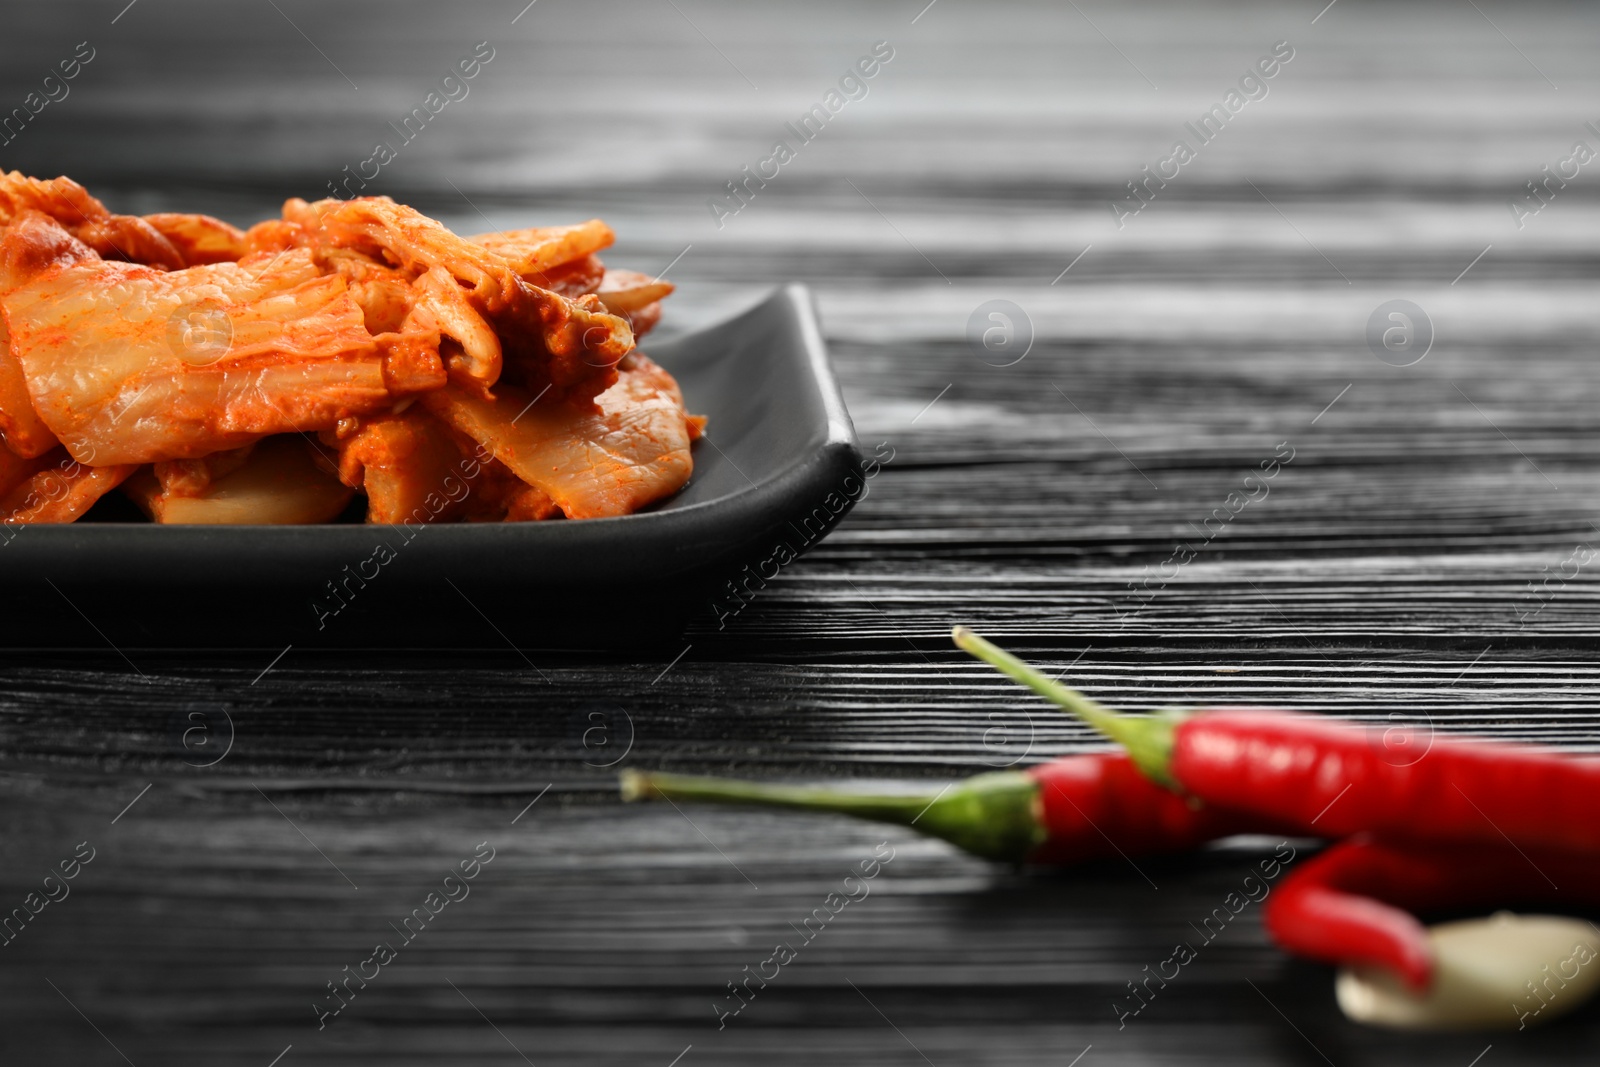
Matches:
[[2, 0, 1600, 1063]]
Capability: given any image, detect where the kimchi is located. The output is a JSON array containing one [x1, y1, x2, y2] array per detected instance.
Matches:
[[0, 172, 697, 526]]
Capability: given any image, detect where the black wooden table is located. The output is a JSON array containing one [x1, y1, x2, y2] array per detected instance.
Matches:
[[2, 1, 1598, 1063]]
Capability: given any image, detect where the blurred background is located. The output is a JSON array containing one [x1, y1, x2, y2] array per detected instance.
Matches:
[[3, 1, 1600, 1064]]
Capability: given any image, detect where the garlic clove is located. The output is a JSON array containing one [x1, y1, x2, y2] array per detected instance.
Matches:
[[1337, 912, 1600, 1031]]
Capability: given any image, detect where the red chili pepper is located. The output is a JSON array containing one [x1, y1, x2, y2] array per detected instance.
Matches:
[[621, 751, 1283, 865], [1028, 752, 1287, 864], [1264, 837, 1600, 990], [953, 627, 1600, 856]]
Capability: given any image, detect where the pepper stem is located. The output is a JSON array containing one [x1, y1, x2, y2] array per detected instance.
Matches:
[[951, 626, 1182, 786], [620, 768, 1046, 863]]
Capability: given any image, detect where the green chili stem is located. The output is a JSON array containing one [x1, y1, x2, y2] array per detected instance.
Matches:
[[621, 769, 939, 823], [950, 625, 1182, 786], [620, 768, 1047, 863]]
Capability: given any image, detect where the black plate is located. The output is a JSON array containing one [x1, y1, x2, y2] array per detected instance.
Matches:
[[14, 285, 863, 650]]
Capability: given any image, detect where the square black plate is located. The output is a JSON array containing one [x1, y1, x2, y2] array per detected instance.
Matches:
[[12, 285, 864, 650]]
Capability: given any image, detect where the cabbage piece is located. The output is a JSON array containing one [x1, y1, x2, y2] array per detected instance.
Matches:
[[153, 443, 257, 497], [142, 212, 247, 266], [0, 449, 136, 524], [596, 269, 674, 339], [306, 199, 633, 402], [0, 171, 184, 269], [0, 445, 50, 498], [468, 219, 615, 281], [326, 406, 479, 525], [423, 353, 694, 520], [4, 250, 398, 464], [123, 435, 353, 524], [596, 269, 674, 313], [520, 253, 604, 298], [0, 212, 97, 457], [407, 266, 501, 392]]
